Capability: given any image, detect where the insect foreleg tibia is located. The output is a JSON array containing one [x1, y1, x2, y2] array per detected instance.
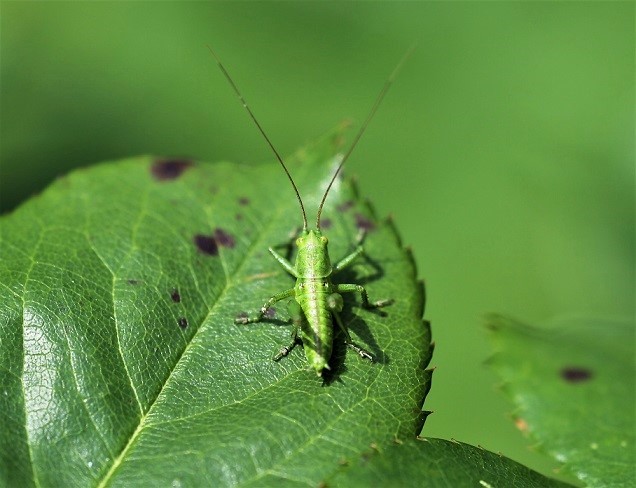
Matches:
[[235, 287, 295, 324], [269, 226, 302, 261], [332, 229, 371, 272], [329, 297, 373, 361], [335, 283, 393, 309], [333, 245, 365, 273], [268, 247, 298, 277]]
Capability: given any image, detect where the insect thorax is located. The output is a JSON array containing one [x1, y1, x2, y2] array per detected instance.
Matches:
[[294, 229, 332, 278]]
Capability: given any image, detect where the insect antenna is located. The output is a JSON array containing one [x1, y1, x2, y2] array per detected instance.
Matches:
[[316, 45, 416, 231], [207, 45, 308, 230]]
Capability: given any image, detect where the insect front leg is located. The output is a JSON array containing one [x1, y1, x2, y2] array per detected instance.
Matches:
[[333, 245, 364, 273], [327, 293, 373, 361], [332, 229, 369, 273], [270, 226, 302, 261], [235, 287, 295, 324], [268, 247, 298, 277]]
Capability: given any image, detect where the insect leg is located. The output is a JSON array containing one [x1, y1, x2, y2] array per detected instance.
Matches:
[[273, 301, 303, 361], [270, 226, 301, 261], [235, 287, 295, 324], [328, 294, 373, 361], [355, 228, 368, 246], [333, 245, 364, 273], [268, 247, 298, 277], [332, 229, 369, 273], [334, 283, 393, 309]]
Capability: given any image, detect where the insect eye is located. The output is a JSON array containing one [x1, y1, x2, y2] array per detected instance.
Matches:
[[321, 236, 328, 244], [296, 238, 302, 246]]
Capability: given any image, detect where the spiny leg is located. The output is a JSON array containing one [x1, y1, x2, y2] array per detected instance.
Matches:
[[333, 230, 392, 308], [327, 293, 373, 361], [235, 287, 295, 324], [335, 283, 393, 309], [273, 301, 303, 361]]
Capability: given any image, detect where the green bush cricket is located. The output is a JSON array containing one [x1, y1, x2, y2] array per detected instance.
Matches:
[[209, 46, 412, 376]]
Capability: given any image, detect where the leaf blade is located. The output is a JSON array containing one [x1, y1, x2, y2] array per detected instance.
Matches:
[[327, 438, 574, 488], [486, 315, 635, 486], [0, 129, 432, 486]]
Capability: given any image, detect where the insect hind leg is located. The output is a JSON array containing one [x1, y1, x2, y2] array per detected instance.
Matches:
[[273, 301, 303, 361], [328, 294, 373, 361]]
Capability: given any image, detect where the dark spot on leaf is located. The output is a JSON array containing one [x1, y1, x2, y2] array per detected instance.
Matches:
[[239, 197, 250, 206], [127, 279, 140, 285], [236, 311, 248, 320], [321, 218, 332, 230], [151, 159, 193, 180], [264, 307, 276, 319], [214, 228, 236, 248], [171, 289, 181, 303], [337, 200, 354, 212], [178, 317, 188, 329], [355, 213, 376, 232], [193, 234, 218, 256], [561, 366, 593, 383], [235, 213, 243, 221]]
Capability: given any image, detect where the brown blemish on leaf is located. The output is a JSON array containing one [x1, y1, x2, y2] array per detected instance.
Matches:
[[337, 200, 354, 213], [214, 228, 236, 248], [178, 317, 188, 329], [355, 213, 376, 232], [561, 366, 593, 383], [171, 289, 181, 303], [193, 234, 218, 256], [239, 197, 250, 206], [151, 159, 193, 181]]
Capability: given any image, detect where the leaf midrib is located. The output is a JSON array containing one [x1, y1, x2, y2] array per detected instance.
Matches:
[[96, 157, 318, 486]]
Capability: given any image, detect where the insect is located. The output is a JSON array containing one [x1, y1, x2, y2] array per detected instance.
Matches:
[[209, 46, 411, 376]]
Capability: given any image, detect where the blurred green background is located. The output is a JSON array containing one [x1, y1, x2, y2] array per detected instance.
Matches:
[[1, 2, 633, 482]]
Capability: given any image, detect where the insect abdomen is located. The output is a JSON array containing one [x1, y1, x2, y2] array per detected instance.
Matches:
[[296, 280, 334, 374]]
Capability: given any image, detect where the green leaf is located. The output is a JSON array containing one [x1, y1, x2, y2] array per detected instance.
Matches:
[[327, 437, 574, 487], [0, 127, 432, 487], [486, 315, 635, 487]]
